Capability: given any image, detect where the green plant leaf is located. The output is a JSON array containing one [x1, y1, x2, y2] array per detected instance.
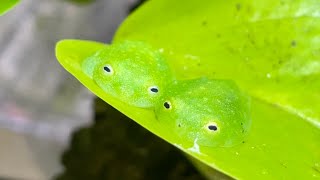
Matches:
[[114, 0, 320, 128], [55, 0, 320, 179], [0, 0, 20, 16]]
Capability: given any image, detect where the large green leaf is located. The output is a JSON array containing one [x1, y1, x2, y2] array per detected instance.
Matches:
[[55, 0, 320, 179], [114, 0, 320, 128], [0, 0, 19, 16]]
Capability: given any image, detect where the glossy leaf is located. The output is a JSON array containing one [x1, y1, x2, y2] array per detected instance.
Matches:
[[56, 0, 320, 179], [115, 0, 320, 127], [0, 0, 19, 16]]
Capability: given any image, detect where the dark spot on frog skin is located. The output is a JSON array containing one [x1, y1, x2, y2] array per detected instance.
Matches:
[[278, 59, 283, 65], [281, 162, 287, 168], [247, 34, 255, 45], [202, 21, 207, 26], [291, 40, 297, 47], [236, 3, 242, 11]]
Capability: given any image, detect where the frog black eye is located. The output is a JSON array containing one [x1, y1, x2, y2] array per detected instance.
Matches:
[[103, 65, 113, 74], [208, 125, 218, 131], [163, 101, 171, 109], [206, 122, 219, 132], [148, 86, 159, 94]]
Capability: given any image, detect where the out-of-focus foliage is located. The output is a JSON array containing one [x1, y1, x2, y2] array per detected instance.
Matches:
[[0, 0, 19, 15], [55, 98, 210, 180]]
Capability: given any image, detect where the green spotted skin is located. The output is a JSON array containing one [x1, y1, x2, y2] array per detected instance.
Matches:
[[155, 78, 251, 147], [82, 41, 173, 108]]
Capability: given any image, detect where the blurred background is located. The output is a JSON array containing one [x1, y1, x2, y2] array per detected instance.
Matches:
[[0, 0, 219, 179], [0, 0, 135, 179]]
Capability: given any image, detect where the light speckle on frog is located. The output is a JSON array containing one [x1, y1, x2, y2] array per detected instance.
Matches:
[[155, 78, 251, 147], [82, 41, 173, 108]]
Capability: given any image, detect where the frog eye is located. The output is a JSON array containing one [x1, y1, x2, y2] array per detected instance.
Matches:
[[163, 101, 171, 110], [206, 122, 219, 132], [208, 125, 218, 131], [148, 86, 159, 94], [103, 65, 113, 75]]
